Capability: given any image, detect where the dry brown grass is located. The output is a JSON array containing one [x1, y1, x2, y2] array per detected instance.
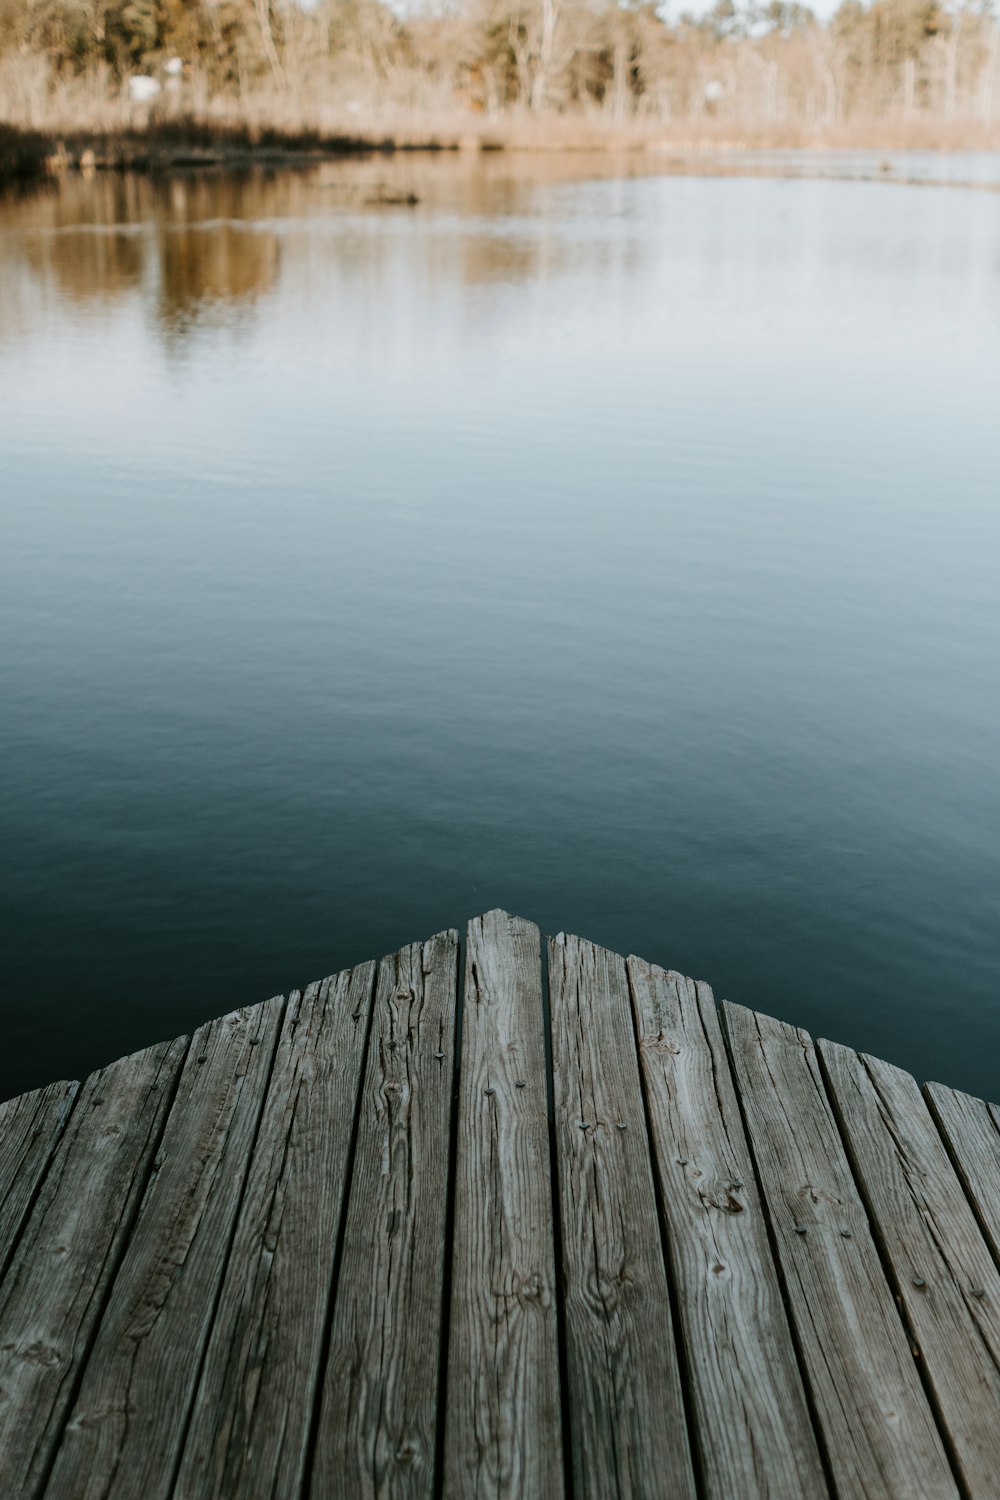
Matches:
[[2, 51, 999, 186]]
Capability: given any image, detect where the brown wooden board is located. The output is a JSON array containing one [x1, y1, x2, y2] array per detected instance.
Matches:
[[42, 996, 285, 1500], [444, 911, 563, 1499], [0, 1038, 187, 1498], [628, 959, 828, 1500], [0, 1081, 78, 1283], [175, 963, 377, 1500], [312, 931, 458, 1499], [724, 1003, 957, 1500], [821, 1039, 1000, 1498], [548, 933, 696, 1500]]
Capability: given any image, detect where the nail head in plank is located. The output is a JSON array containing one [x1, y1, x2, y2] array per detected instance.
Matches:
[[724, 1003, 957, 1500], [0, 1037, 187, 1497], [42, 996, 285, 1500], [0, 1081, 78, 1284], [444, 911, 563, 1499], [175, 963, 377, 1500], [313, 931, 459, 1499], [820, 1039, 1000, 1498], [628, 961, 827, 1500], [548, 933, 697, 1500]]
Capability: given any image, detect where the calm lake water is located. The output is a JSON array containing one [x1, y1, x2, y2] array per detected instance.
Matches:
[[2, 152, 998, 1103]]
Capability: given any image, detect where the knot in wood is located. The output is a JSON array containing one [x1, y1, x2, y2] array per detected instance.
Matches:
[[698, 1185, 745, 1215], [20, 1341, 62, 1368], [643, 1037, 681, 1056]]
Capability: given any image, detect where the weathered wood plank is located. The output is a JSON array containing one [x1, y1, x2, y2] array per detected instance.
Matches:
[[820, 1039, 1000, 1498], [723, 1003, 957, 1500], [175, 962, 377, 1500], [444, 910, 562, 1500], [628, 960, 828, 1500], [548, 933, 696, 1500], [924, 1083, 1000, 1268], [0, 1038, 187, 1499], [0, 1081, 78, 1283], [42, 996, 285, 1500], [312, 930, 458, 1499]]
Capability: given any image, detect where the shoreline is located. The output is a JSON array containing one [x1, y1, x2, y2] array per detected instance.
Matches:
[[4, 114, 1000, 189]]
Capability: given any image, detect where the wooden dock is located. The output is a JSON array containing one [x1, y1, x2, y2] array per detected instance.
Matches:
[[2, 910, 999, 1499]]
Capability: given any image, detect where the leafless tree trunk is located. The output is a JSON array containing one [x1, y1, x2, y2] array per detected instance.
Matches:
[[978, 22, 999, 120], [529, 0, 561, 111], [253, 0, 284, 85]]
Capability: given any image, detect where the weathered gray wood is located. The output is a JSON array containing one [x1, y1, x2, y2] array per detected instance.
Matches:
[[548, 933, 696, 1500], [820, 1039, 1000, 1498], [925, 1083, 1000, 1268], [313, 930, 459, 1499], [724, 1003, 957, 1500], [0, 1081, 78, 1282], [42, 996, 285, 1500], [0, 1038, 187, 1499], [175, 962, 377, 1500], [11, 914, 1000, 1500], [444, 911, 562, 1500], [628, 960, 828, 1500]]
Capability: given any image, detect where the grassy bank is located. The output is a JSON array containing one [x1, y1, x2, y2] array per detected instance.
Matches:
[[3, 0, 1000, 192], [0, 120, 411, 183], [3, 108, 1000, 190]]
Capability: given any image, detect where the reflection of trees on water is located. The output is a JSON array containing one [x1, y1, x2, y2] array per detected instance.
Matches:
[[154, 178, 281, 347], [19, 175, 147, 301], [3, 171, 285, 349], [0, 154, 658, 350], [156, 221, 279, 343]]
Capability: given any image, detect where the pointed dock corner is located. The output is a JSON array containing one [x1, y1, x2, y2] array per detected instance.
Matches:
[[2, 909, 998, 1499]]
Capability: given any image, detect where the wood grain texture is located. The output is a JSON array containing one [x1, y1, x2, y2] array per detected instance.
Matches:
[[42, 996, 285, 1500], [313, 930, 459, 1499], [175, 962, 377, 1500], [8, 916, 1000, 1500], [0, 1038, 187, 1499], [628, 959, 827, 1500], [548, 932, 696, 1500], [820, 1039, 1000, 1498], [0, 1081, 78, 1282], [723, 1003, 957, 1500], [925, 1083, 1000, 1266], [444, 910, 562, 1500]]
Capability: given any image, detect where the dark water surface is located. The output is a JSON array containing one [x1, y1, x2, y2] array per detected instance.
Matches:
[[2, 154, 998, 1103]]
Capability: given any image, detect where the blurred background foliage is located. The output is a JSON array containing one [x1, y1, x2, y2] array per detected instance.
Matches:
[[0, 0, 997, 145]]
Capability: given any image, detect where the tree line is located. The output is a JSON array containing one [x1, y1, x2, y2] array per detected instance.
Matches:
[[1, 0, 998, 137]]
